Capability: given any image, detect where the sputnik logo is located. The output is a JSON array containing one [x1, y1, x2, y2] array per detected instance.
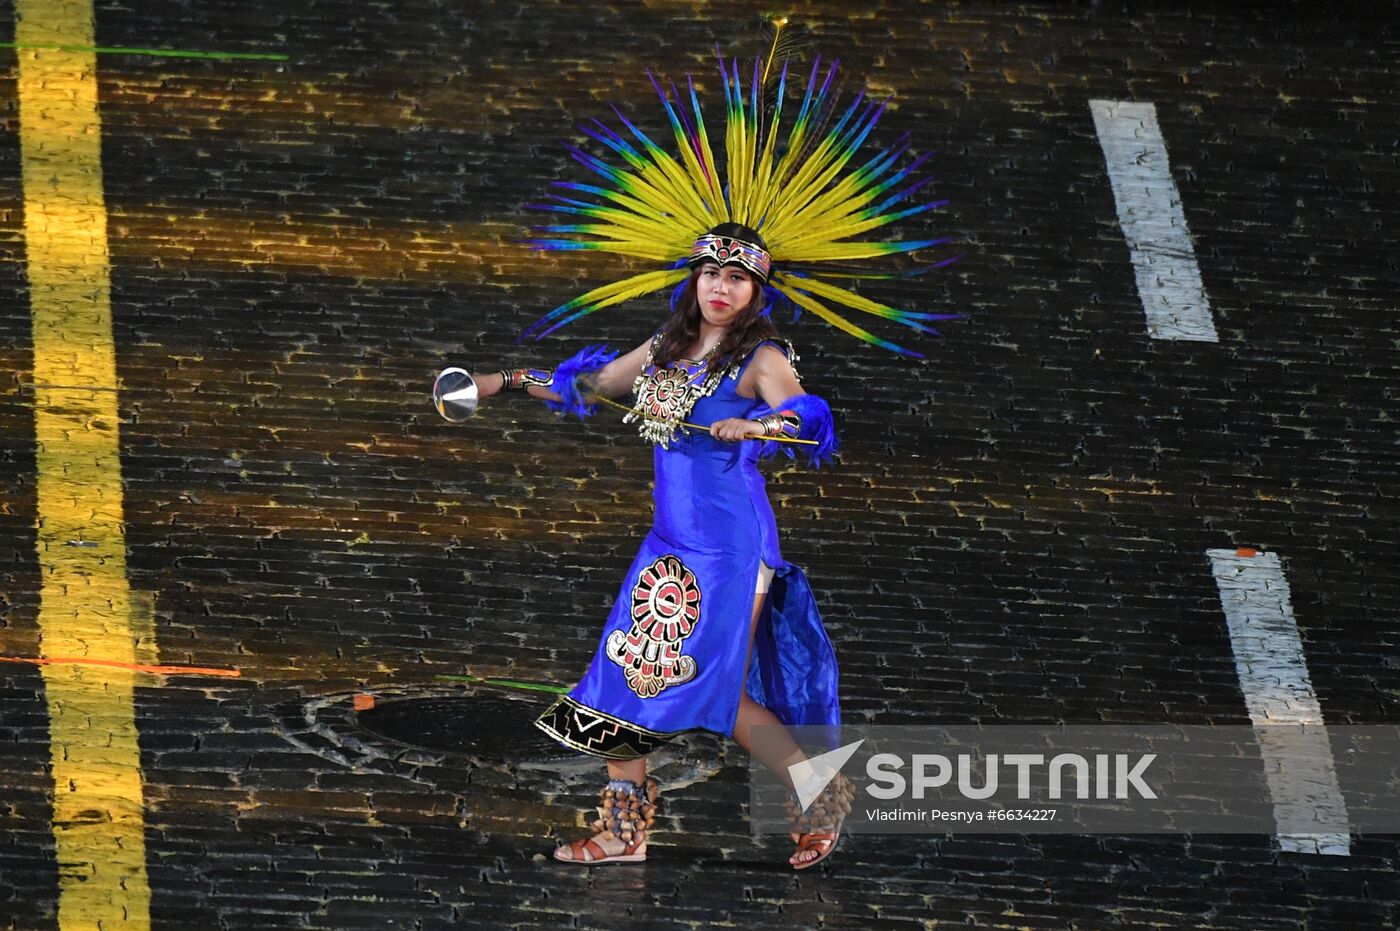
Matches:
[[787, 739, 865, 812]]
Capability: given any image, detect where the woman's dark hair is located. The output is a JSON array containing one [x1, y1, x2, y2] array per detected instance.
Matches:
[[652, 265, 780, 373]]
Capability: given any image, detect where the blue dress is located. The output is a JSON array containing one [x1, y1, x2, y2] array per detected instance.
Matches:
[[534, 340, 841, 759]]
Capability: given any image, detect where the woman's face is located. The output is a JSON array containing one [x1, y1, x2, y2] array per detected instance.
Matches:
[[695, 262, 757, 329]]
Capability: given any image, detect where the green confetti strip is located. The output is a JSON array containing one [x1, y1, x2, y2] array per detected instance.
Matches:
[[435, 674, 567, 695], [0, 41, 288, 61]]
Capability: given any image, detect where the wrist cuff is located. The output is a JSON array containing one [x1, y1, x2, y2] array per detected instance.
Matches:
[[756, 410, 802, 438], [501, 367, 554, 390]]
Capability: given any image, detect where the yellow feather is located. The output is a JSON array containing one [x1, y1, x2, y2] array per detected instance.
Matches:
[[690, 100, 727, 221], [770, 276, 904, 348], [631, 159, 711, 223], [604, 167, 696, 229], [748, 115, 784, 224], [724, 101, 744, 220], [563, 206, 689, 243], [759, 136, 846, 236], [781, 209, 922, 251], [775, 241, 926, 263], [663, 118, 726, 220], [770, 149, 861, 233], [779, 273, 909, 321], [774, 163, 889, 235], [728, 106, 749, 220], [560, 240, 688, 262], [566, 268, 690, 312]]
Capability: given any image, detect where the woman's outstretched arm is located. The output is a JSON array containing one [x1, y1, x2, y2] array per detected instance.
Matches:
[[571, 338, 651, 400], [470, 337, 651, 406]]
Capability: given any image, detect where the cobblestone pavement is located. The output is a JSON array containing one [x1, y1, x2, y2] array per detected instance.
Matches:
[[3, 1, 1399, 928]]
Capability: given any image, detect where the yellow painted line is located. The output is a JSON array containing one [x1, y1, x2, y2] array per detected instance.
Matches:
[[129, 590, 157, 668], [16, 0, 152, 927]]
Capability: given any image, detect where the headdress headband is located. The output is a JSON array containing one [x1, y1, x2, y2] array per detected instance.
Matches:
[[688, 233, 772, 282], [522, 52, 962, 356]]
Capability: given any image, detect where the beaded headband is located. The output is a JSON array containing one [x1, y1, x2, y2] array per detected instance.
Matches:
[[687, 234, 772, 283]]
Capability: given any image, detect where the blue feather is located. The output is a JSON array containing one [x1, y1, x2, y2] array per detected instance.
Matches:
[[752, 393, 838, 468], [543, 344, 620, 419]]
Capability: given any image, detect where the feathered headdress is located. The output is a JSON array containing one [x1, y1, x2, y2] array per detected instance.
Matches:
[[522, 47, 962, 357]]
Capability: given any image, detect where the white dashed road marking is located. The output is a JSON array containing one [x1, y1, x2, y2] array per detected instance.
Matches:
[[1091, 100, 1219, 342], [1207, 548, 1350, 855]]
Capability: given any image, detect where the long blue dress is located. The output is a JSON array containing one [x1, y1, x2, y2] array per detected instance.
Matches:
[[533, 340, 841, 759]]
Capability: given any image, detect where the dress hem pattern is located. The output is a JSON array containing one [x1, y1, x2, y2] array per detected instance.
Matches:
[[534, 695, 682, 761]]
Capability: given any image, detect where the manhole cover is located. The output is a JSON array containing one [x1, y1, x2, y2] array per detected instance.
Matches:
[[356, 694, 575, 763]]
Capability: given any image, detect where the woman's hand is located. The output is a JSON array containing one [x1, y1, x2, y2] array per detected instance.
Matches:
[[709, 417, 763, 442]]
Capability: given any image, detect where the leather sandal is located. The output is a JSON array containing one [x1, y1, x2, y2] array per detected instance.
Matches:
[[554, 777, 658, 866], [790, 831, 839, 870], [786, 772, 854, 870], [554, 834, 647, 864]]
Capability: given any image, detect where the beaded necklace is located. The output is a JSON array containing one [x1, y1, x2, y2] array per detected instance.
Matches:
[[624, 334, 739, 448]]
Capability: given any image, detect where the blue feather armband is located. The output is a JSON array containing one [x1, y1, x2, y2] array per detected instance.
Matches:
[[543, 344, 619, 419], [752, 393, 838, 468]]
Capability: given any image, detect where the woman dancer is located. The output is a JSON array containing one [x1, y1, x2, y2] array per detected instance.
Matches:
[[474, 223, 848, 868], [460, 52, 956, 869]]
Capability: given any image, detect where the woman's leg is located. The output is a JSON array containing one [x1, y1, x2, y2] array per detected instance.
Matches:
[[730, 571, 831, 866], [607, 757, 647, 786], [554, 756, 652, 861], [733, 693, 804, 789], [734, 564, 804, 782]]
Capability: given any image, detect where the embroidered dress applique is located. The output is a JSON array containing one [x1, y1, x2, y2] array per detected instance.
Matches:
[[607, 554, 702, 698]]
